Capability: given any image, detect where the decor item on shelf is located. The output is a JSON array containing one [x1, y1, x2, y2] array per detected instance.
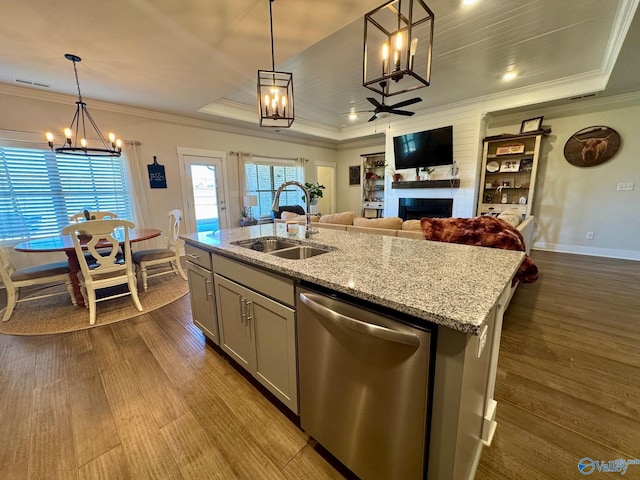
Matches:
[[499, 159, 521, 172], [501, 193, 508, 204], [486, 161, 500, 172], [519, 116, 544, 134], [363, 0, 435, 98], [496, 144, 525, 155], [563, 126, 621, 167], [257, 0, 294, 128], [393, 173, 402, 182], [45, 54, 122, 157], [302, 182, 325, 204]]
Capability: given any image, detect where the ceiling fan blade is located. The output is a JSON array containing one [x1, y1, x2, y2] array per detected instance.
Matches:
[[367, 97, 383, 108], [390, 110, 415, 116], [388, 97, 422, 109], [368, 114, 378, 122]]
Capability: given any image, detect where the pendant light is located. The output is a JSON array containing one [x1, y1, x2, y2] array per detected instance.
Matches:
[[45, 54, 122, 157], [257, 0, 294, 128], [363, 0, 434, 97]]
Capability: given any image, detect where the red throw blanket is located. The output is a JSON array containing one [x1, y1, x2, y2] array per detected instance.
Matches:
[[420, 216, 538, 284]]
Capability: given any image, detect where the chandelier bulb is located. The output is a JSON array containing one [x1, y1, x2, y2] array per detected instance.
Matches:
[[80, 138, 87, 148]]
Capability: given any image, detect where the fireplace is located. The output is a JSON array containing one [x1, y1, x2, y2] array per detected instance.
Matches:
[[398, 198, 453, 220]]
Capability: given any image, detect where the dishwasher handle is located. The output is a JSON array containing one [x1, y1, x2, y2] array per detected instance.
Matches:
[[299, 293, 420, 347]]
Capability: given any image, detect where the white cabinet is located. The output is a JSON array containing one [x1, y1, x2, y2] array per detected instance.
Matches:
[[361, 152, 386, 218], [477, 133, 545, 217], [212, 254, 298, 413], [185, 243, 218, 344]]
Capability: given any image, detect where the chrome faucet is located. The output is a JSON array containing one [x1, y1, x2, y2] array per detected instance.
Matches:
[[272, 180, 318, 237]]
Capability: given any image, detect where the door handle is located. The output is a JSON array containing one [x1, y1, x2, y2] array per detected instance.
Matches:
[[245, 300, 253, 323], [206, 279, 213, 297], [299, 293, 420, 347], [240, 296, 246, 322]]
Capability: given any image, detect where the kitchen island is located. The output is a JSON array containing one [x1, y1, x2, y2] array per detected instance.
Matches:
[[181, 224, 524, 480]]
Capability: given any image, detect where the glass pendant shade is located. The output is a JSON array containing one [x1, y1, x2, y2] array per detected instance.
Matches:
[[363, 0, 434, 97]]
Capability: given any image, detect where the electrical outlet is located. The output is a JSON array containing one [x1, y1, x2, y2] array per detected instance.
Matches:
[[617, 182, 635, 191], [586, 232, 594, 240]]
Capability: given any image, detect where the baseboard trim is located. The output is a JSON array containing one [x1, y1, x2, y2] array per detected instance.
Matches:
[[532, 243, 640, 261]]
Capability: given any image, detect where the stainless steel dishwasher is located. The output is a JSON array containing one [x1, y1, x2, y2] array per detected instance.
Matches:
[[296, 286, 432, 480]]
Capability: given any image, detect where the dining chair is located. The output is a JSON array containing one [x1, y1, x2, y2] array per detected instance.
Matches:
[[70, 212, 121, 264], [69, 211, 118, 223], [132, 209, 187, 291], [62, 219, 142, 325], [0, 245, 77, 322]]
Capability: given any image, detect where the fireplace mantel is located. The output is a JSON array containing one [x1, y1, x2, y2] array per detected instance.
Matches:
[[392, 179, 460, 189]]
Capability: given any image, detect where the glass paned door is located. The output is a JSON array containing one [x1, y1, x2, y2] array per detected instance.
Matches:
[[182, 155, 227, 234]]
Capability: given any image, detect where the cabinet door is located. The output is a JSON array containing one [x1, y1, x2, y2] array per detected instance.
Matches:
[[187, 262, 218, 345], [246, 288, 298, 413], [214, 274, 255, 371]]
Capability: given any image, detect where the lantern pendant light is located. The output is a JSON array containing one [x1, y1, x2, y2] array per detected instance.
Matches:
[[363, 0, 434, 98], [257, 0, 294, 128]]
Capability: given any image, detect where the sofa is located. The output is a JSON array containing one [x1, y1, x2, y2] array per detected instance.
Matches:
[[278, 208, 535, 255]]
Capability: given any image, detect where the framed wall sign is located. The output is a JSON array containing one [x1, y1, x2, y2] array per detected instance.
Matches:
[[349, 165, 361, 185], [520, 116, 544, 134], [147, 156, 167, 188], [563, 126, 621, 167], [496, 144, 525, 155]]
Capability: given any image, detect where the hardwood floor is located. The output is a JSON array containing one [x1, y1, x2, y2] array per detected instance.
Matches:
[[1, 250, 638, 479]]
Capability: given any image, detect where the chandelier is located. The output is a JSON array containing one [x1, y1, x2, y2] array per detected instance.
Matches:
[[46, 54, 122, 157], [257, 0, 294, 128], [363, 0, 434, 97]]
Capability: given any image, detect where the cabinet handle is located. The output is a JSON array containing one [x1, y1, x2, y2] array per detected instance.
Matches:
[[187, 253, 199, 259], [206, 279, 213, 298], [240, 296, 246, 322], [245, 300, 253, 323]]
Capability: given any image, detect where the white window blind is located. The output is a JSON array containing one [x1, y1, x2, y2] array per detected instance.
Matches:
[[0, 146, 134, 241], [244, 157, 303, 218]]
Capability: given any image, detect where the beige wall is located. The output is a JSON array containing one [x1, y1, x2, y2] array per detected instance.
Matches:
[[486, 93, 640, 260]]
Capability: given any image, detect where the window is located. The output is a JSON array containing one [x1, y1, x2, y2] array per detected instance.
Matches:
[[0, 146, 134, 242], [244, 158, 303, 218]]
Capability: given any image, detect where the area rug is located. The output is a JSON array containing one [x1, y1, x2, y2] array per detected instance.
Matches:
[[0, 272, 189, 336]]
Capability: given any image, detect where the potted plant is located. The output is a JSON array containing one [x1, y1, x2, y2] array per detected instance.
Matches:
[[302, 182, 325, 205], [421, 167, 435, 180]]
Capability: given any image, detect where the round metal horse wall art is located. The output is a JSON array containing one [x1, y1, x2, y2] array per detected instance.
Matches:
[[563, 126, 621, 167]]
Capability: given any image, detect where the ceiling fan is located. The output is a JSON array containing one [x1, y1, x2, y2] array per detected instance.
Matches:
[[345, 96, 423, 122]]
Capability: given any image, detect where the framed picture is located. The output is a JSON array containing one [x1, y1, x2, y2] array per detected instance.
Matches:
[[519, 158, 533, 172], [502, 178, 514, 188], [499, 159, 521, 172], [349, 165, 361, 185], [520, 116, 544, 134]]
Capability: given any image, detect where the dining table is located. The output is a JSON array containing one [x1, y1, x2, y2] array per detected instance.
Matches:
[[14, 228, 162, 307]]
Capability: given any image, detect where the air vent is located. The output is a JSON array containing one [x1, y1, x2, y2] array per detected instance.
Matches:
[[14, 78, 50, 88], [568, 93, 596, 101]]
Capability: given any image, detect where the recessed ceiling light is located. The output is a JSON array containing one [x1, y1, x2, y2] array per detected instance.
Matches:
[[462, 0, 478, 5], [348, 112, 358, 121], [502, 70, 518, 81]]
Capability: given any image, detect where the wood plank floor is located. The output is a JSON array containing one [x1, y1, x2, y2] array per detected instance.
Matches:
[[1, 249, 639, 479]]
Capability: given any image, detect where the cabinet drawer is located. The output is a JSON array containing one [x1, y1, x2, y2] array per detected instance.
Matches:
[[212, 254, 294, 307], [184, 243, 212, 270]]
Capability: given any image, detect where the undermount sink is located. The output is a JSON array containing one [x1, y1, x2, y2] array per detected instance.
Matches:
[[269, 245, 332, 260], [233, 238, 299, 253], [232, 237, 334, 260]]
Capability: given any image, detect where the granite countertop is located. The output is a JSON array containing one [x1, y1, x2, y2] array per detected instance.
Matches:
[[180, 224, 524, 335]]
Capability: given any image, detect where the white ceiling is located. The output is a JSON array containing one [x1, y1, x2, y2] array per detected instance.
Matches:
[[0, 0, 638, 141]]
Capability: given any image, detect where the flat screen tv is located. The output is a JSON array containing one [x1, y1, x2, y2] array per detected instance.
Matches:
[[393, 125, 453, 170]]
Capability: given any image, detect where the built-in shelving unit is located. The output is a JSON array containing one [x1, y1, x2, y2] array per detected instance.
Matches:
[[477, 132, 547, 217], [361, 152, 385, 218]]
